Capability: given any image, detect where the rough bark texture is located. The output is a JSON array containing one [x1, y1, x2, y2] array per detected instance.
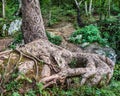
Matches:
[[0, 0, 115, 90], [21, 0, 47, 43], [2, 0, 5, 18], [0, 39, 114, 88], [74, 0, 85, 27], [19, 39, 114, 86]]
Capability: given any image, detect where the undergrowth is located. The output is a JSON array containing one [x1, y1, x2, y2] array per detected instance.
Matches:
[[9, 31, 23, 49], [2, 62, 120, 96], [46, 32, 62, 45], [98, 15, 120, 61], [69, 25, 107, 46]]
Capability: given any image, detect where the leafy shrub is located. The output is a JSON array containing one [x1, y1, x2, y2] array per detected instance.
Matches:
[[12, 92, 20, 96], [46, 32, 62, 45], [111, 4, 120, 15], [98, 16, 120, 61], [25, 89, 36, 96], [113, 64, 120, 81], [69, 25, 107, 45], [41, 5, 76, 26], [6, 0, 19, 20], [0, 18, 9, 37], [9, 31, 23, 49]]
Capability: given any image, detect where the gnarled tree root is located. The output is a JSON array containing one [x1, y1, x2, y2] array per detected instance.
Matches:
[[0, 39, 115, 89]]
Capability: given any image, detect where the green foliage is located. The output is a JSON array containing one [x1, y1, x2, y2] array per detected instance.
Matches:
[[48, 6, 62, 26], [6, 0, 19, 20], [2, 59, 120, 96], [113, 64, 120, 81], [1, 0, 120, 95], [111, 3, 120, 15], [5, 80, 21, 92], [25, 89, 36, 96], [49, 80, 120, 96], [41, 5, 76, 26], [69, 59, 77, 68], [69, 25, 107, 45], [12, 92, 20, 96], [12, 32, 23, 44], [99, 16, 120, 60], [9, 31, 23, 49], [0, 0, 20, 37], [46, 32, 62, 45], [36, 83, 49, 95], [0, 18, 10, 37]]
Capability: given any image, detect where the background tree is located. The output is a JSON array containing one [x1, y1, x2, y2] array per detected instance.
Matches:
[[74, 0, 85, 27], [2, 0, 5, 18]]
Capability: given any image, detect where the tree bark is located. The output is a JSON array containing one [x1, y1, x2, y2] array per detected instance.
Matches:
[[2, 0, 5, 18], [0, 39, 114, 89], [85, 1, 88, 16], [108, 0, 111, 17], [0, 0, 115, 90], [21, 0, 47, 44], [15, 0, 22, 16], [89, 0, 92, 16], [74, 0, 85, 27]]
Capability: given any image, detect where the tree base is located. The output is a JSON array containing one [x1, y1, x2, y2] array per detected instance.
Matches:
[[0, 39, 115, 89]]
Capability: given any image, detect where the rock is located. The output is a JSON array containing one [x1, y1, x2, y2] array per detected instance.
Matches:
[[0, 38, 13, 51], [41, 65, 51, 78], [18, 61, 34, 74], [83, 43, 117, 63], [8, 19, 22, 35], [81, 42, 90, 48]]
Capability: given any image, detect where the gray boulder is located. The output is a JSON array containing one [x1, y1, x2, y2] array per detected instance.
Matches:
[[82, 43, 117, 63]]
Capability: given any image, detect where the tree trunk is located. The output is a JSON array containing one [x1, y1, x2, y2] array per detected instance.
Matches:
[[85, 1, 88, 16], [21, 0, 47, 44], [15, 0, 22, 16], [0, 39, 114, 89], [74, 0, 85, 27], [108, 0, 111, 17], [0, 0, 115, 91], [2, 0, 5, 18], [89, 0, 92, 16]]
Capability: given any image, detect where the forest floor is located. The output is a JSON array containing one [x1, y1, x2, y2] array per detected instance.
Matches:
[[0, 22, 120, 96]]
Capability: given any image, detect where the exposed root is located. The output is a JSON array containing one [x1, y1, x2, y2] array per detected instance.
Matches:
[[0, 50, 12, 55], [0, 39, 115, 89], [0, 52, 12, 87], [15, 49, 39, 80]]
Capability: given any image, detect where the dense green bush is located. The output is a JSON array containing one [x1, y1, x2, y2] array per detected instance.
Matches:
[[98, 16, 120, 60], [0, 18, 5, 37], [46, 32, 62, 45], [111, 4, 120, 15], [9, 31, 23, 49], [69, 25, 107, 45], [0, 0, 20, 37], [41, 5, 76, 26], [113, 64, 120, 81]]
